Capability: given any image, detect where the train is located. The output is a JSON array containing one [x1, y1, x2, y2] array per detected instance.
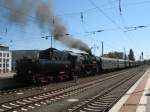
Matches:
[[15, 48, 141, 85]]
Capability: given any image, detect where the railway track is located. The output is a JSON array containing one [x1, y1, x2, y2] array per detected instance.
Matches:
[[0, 68, 136, 99], [0, 67, 146, 112], [0, 70, 126, 95], [67, 68, 146, 112]]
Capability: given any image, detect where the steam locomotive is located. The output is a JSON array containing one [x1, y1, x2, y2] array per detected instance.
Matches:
[[16, 48, 140, 85]]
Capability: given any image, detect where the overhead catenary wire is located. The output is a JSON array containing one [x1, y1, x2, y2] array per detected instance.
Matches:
[[87, 0, 126, 33], [0, 1, 115, 24], [1, 0, 150, 24], [0, 0, 149, 33], [88, 0, 144, 48], [56, 0, 118, 17], [0, 1, 115, 45], [0, 0, 149, 54], [1, 22, 147, 51], [0, 16, 142, 46], [105, 0, 147, 47], [56, 0, 150, 17]]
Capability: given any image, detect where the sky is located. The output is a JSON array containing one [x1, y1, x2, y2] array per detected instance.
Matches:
[[0, 0, 150, 59]]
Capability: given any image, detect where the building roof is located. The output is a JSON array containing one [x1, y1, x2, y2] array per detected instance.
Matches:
[[0, 45, 9, 51]]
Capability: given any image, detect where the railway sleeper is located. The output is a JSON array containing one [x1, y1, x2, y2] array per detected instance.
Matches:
[[95, 102, 110, 106], [92, 103, 110, 107], [87, 105, 107, 109], [98, 99, 117, 103], [0, 108, 4, 112], [9, 103, 20, 107], [93, 100, 111, 104], [83, 107, 103, 112], [99, 96, 118, 100]]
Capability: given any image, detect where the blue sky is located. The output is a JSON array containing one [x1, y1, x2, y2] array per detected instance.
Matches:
[[0, 0, 150, 59]]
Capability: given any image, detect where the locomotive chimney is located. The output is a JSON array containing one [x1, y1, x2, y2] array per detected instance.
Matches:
[[87, 50, 92, 55]]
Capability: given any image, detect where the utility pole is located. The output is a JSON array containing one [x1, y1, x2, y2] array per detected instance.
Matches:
[[102, 41, 103, 57], [140, 56, 141, 61], [51, 17, 55, 49], [124, 48, 126, 60], [41, 35, 53, 48], [141, 52, 143, 61], [51, 33, 53, 48]]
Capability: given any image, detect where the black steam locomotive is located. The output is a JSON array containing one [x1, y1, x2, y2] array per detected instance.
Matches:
[[16, 48, 140, 85]]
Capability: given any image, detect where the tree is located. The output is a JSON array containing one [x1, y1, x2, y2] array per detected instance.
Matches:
[[128, 49, 135, 61], [144, 59, 150, 65], [103, 52, 124, 59]]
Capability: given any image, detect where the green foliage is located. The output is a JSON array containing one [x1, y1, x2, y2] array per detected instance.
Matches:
[[144, 60, 150, 65], [22, 56, 31, 60], [103, 52, 124, 59], [128, 49, 135, 61]]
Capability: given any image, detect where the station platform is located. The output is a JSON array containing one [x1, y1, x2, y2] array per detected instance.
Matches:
[[109, 67, 150, 112]]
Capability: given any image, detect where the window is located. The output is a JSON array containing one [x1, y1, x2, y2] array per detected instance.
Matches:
[[6, 59, 9, 62], [3, 53, 6, 57], [6, 69, 9, 72], [6, 64, 9, 67], [0, 53, 2, 57], [7, 53, 9, 57]]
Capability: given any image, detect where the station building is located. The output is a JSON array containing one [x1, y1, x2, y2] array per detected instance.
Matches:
[[0, 45, 12, 73]]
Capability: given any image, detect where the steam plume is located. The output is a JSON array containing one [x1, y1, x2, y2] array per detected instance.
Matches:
[[3, 0, 91, 53]]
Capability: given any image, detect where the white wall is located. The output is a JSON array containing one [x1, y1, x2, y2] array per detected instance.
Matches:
[[0, 51, 12, 73]]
